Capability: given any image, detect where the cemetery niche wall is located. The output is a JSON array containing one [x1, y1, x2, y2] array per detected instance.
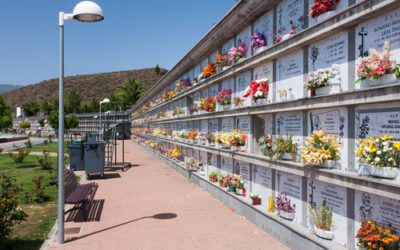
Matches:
[[130, 0, 400, 249]]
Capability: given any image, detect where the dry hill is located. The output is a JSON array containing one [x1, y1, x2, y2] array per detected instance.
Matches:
[[2, 67, 167, 110]]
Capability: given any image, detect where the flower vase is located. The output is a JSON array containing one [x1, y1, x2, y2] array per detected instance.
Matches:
[[359, 74, 398, 89], [236, 188, 243, 196], [321, 160, 337, 169], [316, 10, 336, 23], [279, 211, 295, 220], [209, 176, 218, 183], [222, 104, 231, 111], [254, 46, 267, 55], [310, 90, 316, 97], [362, 164, 400, 179], [228, 186, 236, 192], [315, 81, 341, 96], [252, 197, 261, 205], [281, 153, 294, 161], [314, 227, 335, 240], [253, 98, 267, 106], [222, 66, 230, 71]]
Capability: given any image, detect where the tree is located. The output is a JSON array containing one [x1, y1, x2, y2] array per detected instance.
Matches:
[[118, 79, 146, 110], [19, 121, 31, 129], [0, 95, 12, 131], [22, 101, 40, 117], [48, 113, 79, 130], [66, 90, 82, 114], [38, 118, 45, 128], [154, 65, 161, 74], [88, 98, 100, 113], [41, 101, 53, 115]]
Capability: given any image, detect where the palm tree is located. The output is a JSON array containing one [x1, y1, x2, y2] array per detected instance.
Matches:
[[88, 97, 100, 113], [41, 101, 53, 115], [118, 79, 146, 110], [22, 101, 40, 117], [66, 90, 82, 114]]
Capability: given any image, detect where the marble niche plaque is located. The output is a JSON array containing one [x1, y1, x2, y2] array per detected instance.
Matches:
[[235, 70, 252, 107], [355, 190, 400, 248], [222, 117, 234, 132], [221, 78, 234, 91], [200, 119, 208, 134], [236, 115, 252, 153], [207, 153, 218, 176], [276, 0, 305, 39], [209, 50, 219, 63], [193, 64, 201, 81], [236, 26, 252, 59], [252, 165, 273, 206], [234, 160, 250, 194], [199, 150, 207, 174], [253, 10, 274, 53], [193, 91, 201, 106], [221, 156, 233, 175], [355, 8, 400, 73], [222, 38, 235, 55], [209, 84, 219, 97], [276, 49, 304, 102], [276, 171, 303, 224], [254, 114, 274, 155], [253, 61, 274, 104], [276, 111, 303, 157], [209, 119, 219, 133], [193, 149, 199, 161], [308, 31, 349, 92], [308, 107, 348, 170], [201, 57, 208, 72], [307, 180, 348, 247]]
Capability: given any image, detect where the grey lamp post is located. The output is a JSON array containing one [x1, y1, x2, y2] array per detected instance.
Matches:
[[58, 1, 104, 244], [99, 98, 110, 140]]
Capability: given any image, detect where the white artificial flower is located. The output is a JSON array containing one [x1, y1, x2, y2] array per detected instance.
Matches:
[[375, 157, 381, 163], [377, 150, 382, 155]]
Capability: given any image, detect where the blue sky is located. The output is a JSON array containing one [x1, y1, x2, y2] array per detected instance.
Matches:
[[0, 1, 234, 86]]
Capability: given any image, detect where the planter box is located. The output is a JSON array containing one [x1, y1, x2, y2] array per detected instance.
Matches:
[[236, 188, 243, 196], [281, 153, 294, 161], [251, 198, 262, 205], [314, 227, 335, 240], [359, 74, 397, 89], [320, 160, 337, 169], [315, 82, 341, 96], [228, 186, 236, 192], [362, 164, 400, 179], [209, 176, 218, 183], [231, 145, 247, 152], [253, 98, 268, 106], [254, 46, 268, 55], [279, 211, 295, 220], [316, 10, 336, 23], [221, 104, 232, 111]]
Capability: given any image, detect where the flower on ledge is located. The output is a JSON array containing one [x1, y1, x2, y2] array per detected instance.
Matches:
[[202, 63, 216, 79], [215, 88, 232, 106], [310, 0, 340, 18], [243, 79, 270, 100], [229, 42, 248, 63], [251, 32, 266, 48]]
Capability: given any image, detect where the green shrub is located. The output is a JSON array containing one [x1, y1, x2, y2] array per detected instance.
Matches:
[[19, 120, 31, 129], [8, 149, 30, 164], [0, 175, 28, 243], [43, 139, 49, 145], [37, 150, 53, 172], [24, 139, 32, 148], [32, 176, 48, 203]]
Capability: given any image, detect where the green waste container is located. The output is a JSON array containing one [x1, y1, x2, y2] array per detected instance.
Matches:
[[83, 141, 105, 179], [68, 141, 85, 171]]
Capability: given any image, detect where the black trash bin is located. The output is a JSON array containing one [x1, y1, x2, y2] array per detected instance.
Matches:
[[68, 141, 85, 171], [83, 141, 105, 179]]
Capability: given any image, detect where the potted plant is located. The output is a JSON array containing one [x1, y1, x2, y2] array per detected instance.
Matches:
[[204, 96, 216, 113], [234, 175, 245, 196], [175, 79, 191, 93], [228, 42, 247, 64], [219, 173, 228, 188], [233, 97, 245, 108], [226, 175, 237, 192], [185, 157, 201, 171], [301, 130, 340, 168], [209, 171, 218, 183], [251, 32, 267, 54], [275, 192, 296, 220], [356, 41, 399, 89], [229, 130, 248, 152], [310, 0, 340, 22], [308, 199, 334, 240], [275, 135, 298, 161], [356, 135, 400, 179], [243, 79, 270, 105], [250, 193, 262, 205], [215, 53, 230, 71], [216, 88, 232, 111], [356, 220, 400, 250], [258, 134, 274, 158], [306, 64, 341, 97]]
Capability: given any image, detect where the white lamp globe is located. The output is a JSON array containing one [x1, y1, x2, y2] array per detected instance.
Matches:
[[73, 1, 104, 22], [101, 98, 110, 104]]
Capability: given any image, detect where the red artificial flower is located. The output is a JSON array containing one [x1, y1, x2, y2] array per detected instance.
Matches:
[[374, 67, 385, 75]]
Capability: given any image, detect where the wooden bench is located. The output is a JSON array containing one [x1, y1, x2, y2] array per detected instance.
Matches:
[[63, 169, 98, 221]]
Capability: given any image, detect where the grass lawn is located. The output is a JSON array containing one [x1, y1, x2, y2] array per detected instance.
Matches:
[[30, 141, 67, 153], [1, 153, 58, 250]]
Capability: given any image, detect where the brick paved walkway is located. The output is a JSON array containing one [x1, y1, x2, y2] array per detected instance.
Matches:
[[46, 140, 288, 250]]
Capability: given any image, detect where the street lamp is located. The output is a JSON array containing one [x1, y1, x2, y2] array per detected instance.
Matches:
[[58, 1, 104, 244], [99, 98, 110, 140]]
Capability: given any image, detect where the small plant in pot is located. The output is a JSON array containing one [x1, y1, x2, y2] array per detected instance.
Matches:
[[209, 171, 218, 183], [356, 135, 400, 179], [250, 193, 261, 205], [301, 130, 340, 169], [258, 134, 274, 158], [226, 175, 237, 192], [219, 173, 228, 188], [233, 175, 244, 196], [275, 192, 296, 220], [274, 135, 298, 161], [308, 199, 334, 240]]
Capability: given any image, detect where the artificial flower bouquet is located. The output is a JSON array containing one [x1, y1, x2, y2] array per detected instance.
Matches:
[[201, 63, 216, 79], [243, 79, 270, 103], [258, 134, 274, 158], [175, 79, 192, 93], [356, 135, 400, 179], [167, 147, 181, 160], [356, 220, 400, 250], [228, 42, 248, 64], [209, 171, 218, 183], [188, 129, 198, 143], [205, 132, 215, 146], [204, 96, 216, 112], [356, 41, 400, 87], [229, 129, 248, 151], [251, 32, 266, 48], [215, 88, 232, 107], [308, 199, 334, 240], [189, 105, 198, 115], [185, 157, 202, 171], [226, 174, 243, 192], [215, 53, 230, 69], [310, 0, 340, 18], [219, 173, 228, 187], [197, 98, 205, 112], [233, 97, 245, 108], [250, 193, 261, 205], [274, 135, 298, 161], [152, 128, 161, 137], [306, 64, 341, 96], [275, 192, 296, 220], [301, 130, 340, 168], [214, 132, 231, 149], [172, 106, 184, 117]]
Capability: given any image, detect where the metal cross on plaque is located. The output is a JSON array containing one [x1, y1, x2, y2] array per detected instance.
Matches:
[[358, 27, 369, 58]]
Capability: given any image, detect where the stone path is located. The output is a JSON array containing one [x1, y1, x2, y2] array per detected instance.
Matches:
[[46, 140, 288, 250]]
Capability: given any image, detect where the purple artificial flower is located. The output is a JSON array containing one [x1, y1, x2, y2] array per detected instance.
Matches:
[[251, 32, 266, 48]]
